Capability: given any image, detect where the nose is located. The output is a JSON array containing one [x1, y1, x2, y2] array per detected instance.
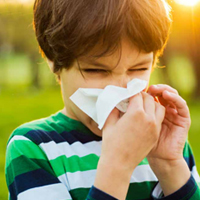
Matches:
[[110, 75, 132, 88]]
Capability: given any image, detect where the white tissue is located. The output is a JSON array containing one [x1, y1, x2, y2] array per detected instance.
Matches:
[[69, 78, 147, 130]]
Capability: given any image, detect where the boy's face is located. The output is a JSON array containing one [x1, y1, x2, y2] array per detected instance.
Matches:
[[59, 37, 154, 136]]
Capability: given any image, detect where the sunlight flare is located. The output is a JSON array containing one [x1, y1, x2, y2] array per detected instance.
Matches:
[[175, 0, 200, 6]]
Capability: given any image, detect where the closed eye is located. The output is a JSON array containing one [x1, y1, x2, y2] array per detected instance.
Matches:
[[82, 68, 148, 73], [129, 68, 148, 71], [82, 69, 108, 73]]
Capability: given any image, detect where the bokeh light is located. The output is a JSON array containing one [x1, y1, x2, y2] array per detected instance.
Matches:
[[175, 0, 200, 6], [0, 0, 33, 4]]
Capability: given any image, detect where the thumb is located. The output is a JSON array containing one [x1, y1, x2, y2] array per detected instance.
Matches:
[[103, 107, 120, 129]]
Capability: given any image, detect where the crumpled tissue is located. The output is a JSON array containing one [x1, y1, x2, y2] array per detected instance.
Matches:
[[69, 78, 147, 130]]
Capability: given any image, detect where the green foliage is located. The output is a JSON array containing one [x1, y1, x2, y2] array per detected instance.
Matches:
[[167, 55, 196, 98], [0, 3, 38, 54]]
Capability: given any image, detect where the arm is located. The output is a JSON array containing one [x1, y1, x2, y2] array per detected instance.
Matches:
[[146, 84, 200, 199], [150, 141, 200, 200]]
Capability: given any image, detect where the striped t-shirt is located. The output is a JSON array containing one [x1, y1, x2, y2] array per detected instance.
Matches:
[[5, 110, 200, 200]]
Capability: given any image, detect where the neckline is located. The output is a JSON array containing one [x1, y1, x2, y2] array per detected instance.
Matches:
[[53, 110, 102, 138]]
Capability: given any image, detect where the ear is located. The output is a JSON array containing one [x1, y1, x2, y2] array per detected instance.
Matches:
[[46, 58, 61, 75]]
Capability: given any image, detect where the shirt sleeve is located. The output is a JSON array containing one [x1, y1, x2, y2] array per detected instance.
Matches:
[[151, 141, 200, 200], [86, 186, 118, 200]]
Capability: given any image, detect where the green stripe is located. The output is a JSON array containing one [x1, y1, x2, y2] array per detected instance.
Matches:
[[6, 138, 149, 178], [7, 111, 96, 145], [183, 141, 192, 158], [126, 181, 157, 199], [70, 182, 157, 200], [7, 118, 64, 145], [50, 155, 149, 177], [6, 139, 47, 168], [139, 157, 149, 165], [6, 156, 55, 186], [50, 154, 99, 176], [192, 184, 200, 199], [70, 188, 90, 200]]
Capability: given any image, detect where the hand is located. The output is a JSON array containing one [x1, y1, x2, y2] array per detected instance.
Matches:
[[147, 84, 191, 163], [100, 92, 165, 172], [146, 84, 192, 196], [94, 92, 165, 200]]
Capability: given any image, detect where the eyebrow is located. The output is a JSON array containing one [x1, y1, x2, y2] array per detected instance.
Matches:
[[84, 58, 153, 69]]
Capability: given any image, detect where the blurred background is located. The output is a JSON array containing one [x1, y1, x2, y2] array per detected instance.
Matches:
[[0, 0, 200, 199]]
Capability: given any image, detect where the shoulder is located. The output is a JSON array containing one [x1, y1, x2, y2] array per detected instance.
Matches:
[[7, 113, 65, 147], [6, 113, 66, 166]]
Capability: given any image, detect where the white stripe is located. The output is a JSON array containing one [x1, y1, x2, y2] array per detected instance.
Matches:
[[131, 164, 158, 182], [18, 183, 71, 200], [152, 183, 162, 198], [7, 135, 31, 149], [58, 174, 71, 190], [192, 166, 200, 182], [59, 164, 157, 190], [7, 134, 102, 161], [39, 140, 102, 160]]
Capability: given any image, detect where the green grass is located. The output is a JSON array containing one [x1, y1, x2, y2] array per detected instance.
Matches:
[[0, 87, 63, 200]]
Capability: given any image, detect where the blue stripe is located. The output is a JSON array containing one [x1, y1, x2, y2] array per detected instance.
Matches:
[[9, 169, 59, 199], [184, 155, 195, 171], [60, 130, 102, 144], [25, 129, 101, 145], [25, 130, 65, 145]]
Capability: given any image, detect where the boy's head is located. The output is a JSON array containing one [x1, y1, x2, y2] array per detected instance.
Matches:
[[33, 0, 172, 136]]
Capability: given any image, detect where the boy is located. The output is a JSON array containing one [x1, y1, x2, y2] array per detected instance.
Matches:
[[5, 0, 200, 200]]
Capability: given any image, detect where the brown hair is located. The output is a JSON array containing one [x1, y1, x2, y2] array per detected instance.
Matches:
[[33, 0, 172, 83]]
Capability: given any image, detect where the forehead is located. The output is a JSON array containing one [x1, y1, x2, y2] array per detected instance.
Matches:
[[78, 37, 153, 68]]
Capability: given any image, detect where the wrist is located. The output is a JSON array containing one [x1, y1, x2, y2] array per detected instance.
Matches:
[[148, 158, 191, 196], [99, 155, 137, 174], [94, 157, 134, 200], [97, 156, 134, 177]]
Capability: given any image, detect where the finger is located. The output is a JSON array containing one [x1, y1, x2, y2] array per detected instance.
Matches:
[[155, 102, 166, 124], [162, 90, 190, 118], [165, 106, 191, 128], [157, 95, 176, 109], [165, 106, 180, 124], [103, 107, 120, 129], [141, 92, 155, 117], [126, 93, 144, 114], [147, 84, 178, 96]]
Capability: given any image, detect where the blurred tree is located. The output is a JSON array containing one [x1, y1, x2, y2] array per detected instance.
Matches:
[[0, 4, 41, 89], [164, 1, 200, 98]]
